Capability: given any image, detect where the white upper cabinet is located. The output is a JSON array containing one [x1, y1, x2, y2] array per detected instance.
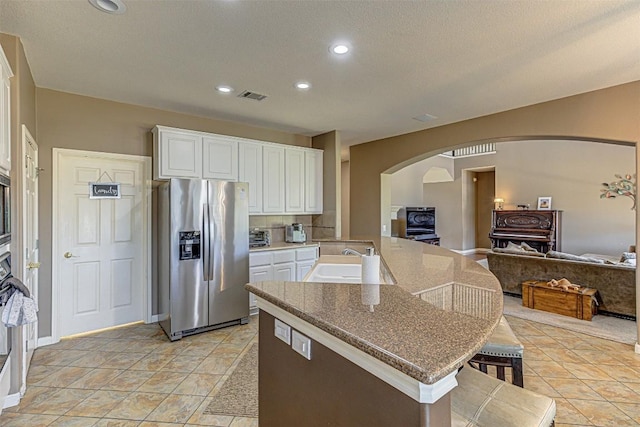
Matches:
[[305, 150, 323, 213], [0, 45, 13, 174], [262, 145, 285, 213], [238, 140, 263, 214], [202, 135, 238, 181], [153, 125, 323, 214], [153, 126, 202, 179], [285, 148, 305, 213]]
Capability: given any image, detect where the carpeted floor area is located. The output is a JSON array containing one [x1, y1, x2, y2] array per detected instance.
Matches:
[[503, 294, 637, 345], [204, 343, 258, 418]]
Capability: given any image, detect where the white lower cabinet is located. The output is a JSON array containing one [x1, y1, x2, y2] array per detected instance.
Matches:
[[296, 261, 315, 281], [248, 246, 319, 313], [273, 262, 295, 281]]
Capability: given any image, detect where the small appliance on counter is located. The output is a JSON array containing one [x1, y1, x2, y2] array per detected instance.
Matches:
[[249, 229, 271, 248], [285, 223, 306, 243]]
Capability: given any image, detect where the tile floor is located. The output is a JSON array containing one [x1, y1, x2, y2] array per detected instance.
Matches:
[[0, 313, 639, 426]]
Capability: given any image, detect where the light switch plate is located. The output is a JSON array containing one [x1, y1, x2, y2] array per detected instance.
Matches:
[[274, 318, 291, 344], [291, 330, 312, 360]]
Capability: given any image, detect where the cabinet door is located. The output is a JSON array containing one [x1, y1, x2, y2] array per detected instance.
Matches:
[[273, 262, 295, 281], [249, 265, 273, 312], [249, 265, 273, 281], [0, 71, 10, 173], [285, 149, 305, 213], [296, 260, 316, 281], [239, 141, 263, 214], [203, 136, 238, 181], [262, 145, 285, 213], [305, 150, 323, 213], [154, 128, 202, 179]]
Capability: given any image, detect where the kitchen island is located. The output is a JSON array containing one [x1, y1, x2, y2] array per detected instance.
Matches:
[[246, 237, 503, 427]]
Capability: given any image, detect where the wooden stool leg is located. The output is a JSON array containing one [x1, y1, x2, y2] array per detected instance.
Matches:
[[512, 357, 524, 388], [496, 366, 505, 381], [479, 364, 488, 374]]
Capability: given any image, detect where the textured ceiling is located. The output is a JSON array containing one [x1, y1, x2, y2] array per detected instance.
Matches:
[[1, 1, 639, 159]]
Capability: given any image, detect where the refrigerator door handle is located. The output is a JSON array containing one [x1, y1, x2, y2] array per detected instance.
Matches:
[[202, 204, 209, 281], [208, 205, 215, 280]]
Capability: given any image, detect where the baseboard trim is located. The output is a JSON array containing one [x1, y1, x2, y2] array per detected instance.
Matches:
[[3, 392, 20, 409], [452, 248, 490, 255], [147, 315, 159, 324], [37, 336, 57, 347], [636, 343, 640, 354]]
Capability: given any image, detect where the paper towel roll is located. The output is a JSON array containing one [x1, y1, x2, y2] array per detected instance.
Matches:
[[361, 254, 380, 285], [361, 283, 380, 307]]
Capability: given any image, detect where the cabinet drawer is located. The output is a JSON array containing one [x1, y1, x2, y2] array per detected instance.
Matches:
[[272, 249, 296, 264], [250, 252, 273, 267], [296, 247, 318, 261]]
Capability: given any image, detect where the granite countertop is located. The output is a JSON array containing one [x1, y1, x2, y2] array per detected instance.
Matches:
[[246, 236, 503, 385], [249, 241, 319, 252]]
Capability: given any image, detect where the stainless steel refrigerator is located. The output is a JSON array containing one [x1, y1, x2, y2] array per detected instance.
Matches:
[[157, 178, 249, 341]]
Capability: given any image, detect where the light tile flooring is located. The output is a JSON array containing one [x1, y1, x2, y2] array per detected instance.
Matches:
[[0, 313, 639, 426]]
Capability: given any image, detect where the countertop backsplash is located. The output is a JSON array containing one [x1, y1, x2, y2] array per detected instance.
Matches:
[[249, 215, 313, 244]]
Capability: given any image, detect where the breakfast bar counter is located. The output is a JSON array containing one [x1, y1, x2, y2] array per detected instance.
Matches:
[[246, 237, 503, 426]]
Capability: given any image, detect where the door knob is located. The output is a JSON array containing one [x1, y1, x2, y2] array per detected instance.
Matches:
[[27, 262, 40, 269], [63, 252, 77, 259]]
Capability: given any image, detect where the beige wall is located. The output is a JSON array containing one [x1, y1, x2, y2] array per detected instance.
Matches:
[[496, 140, 635, 255], [36, 88, 311, 337], [312, 131, 341, 239], [341, 161, 350, 238], [390, 156, 454, 206], [0, 33, 37, 396], [350, 81, 640, 237], [415, 140, 635, 255]]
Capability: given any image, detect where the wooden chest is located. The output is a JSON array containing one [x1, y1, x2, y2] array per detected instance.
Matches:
[[522, 280, 598, 321]]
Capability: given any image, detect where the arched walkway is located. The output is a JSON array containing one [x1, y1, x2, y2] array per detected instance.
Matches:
[[348, 81, 640, 351]]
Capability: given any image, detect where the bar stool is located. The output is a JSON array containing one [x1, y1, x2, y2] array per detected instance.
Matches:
[[469, 316, 524, 387]]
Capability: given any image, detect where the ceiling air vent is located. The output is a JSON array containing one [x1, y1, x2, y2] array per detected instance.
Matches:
[[238, 90, 267, 101]]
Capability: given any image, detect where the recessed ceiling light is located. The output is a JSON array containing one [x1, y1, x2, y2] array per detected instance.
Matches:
[[216, 85, 234, 94], [330, 44, 350, 55], [295, 81, 311, 90], [88, 0, 127, 14]]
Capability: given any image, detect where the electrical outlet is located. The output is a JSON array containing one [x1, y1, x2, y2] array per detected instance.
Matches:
[[274, 318, 291, 344], [292, 330, 311, 360], [382, 224, 387, 232]]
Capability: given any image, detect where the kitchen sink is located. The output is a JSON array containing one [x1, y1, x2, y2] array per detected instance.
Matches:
[[303, 256, 389, 284], [303, 263, 363, 283]]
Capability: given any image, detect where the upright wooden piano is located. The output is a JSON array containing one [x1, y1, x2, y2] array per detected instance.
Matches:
[[489, 210, 562, 253]]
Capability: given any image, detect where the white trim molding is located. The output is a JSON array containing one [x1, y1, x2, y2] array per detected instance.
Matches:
[[37, 336, 58, 347], [2, 392, 20, 409]]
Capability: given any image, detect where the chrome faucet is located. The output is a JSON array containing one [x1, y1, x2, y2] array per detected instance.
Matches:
[[342, 247, 375, 256], [342, 248, 362, 256]]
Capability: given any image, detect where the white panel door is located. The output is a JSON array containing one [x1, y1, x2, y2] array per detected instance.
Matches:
[[156, 129, 201, 179], [239, 141, 263, 214], [285, 149, 305, 213], [202, 136, 238, 181], [57, 152, 146, 337], [305, 150, 323, 213], [262, 145, 285, 213], [22, 126, 38, 392]]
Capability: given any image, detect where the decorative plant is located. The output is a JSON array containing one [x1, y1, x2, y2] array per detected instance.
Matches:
[[600, 173, 636, 210]]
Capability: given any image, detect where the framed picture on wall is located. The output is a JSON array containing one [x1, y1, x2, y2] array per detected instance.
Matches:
[[537, 196, 552, 210]]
